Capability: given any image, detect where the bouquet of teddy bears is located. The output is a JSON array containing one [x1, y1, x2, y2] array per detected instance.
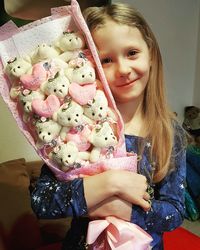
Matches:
[[0, 0, 152, 248]]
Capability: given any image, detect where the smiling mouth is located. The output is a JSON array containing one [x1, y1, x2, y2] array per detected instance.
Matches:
[[117, 79, 138, 88]]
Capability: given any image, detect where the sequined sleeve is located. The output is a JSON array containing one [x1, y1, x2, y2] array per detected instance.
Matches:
[[31, 165, 88, 219], [131, 122, 187, 233]]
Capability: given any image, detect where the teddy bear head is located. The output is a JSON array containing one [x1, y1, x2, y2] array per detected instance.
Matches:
[[55, 31, 85, 52], [53, 100, 84, 127], [35, 118, 61, 144], [66, 62, 96, 85], [84, 90, 108, 121], [89, 122, 118, 148], [51, 141, 80, 171], [18, 89, 45, 113], [41, 71, 70, 99], [6, 57, 32, 78], [31, 43, 60, 64]]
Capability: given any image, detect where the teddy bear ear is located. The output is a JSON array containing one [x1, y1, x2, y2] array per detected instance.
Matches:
[[66, 141, 78, 149], [54, 39, 61, 50], [66, 141, 77, 148], [64, 68, 73, 80], [101, 122, 111, 133], [40, 81, 46, 92], [23, 54, 32, 63]]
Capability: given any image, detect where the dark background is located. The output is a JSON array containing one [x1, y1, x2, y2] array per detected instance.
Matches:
[[0, 0, 30, 26], [0, 0, 112, 27]]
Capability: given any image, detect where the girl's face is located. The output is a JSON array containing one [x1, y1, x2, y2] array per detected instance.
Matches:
[[92, 20, 151, 104]]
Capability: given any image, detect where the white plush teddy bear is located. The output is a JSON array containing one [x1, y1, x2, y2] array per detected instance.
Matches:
[[5, 57, 32, 78], [66, 62, 96, 85], [88, 122, 118, 163], [51, 141, 90, 172], [84, 90, 117, 122], [18, 89, 45, 122], [55, 31, 85, 62], [40, 71, 70, 99], [35, 118, 62, 148], [31, 43, 60, 64], [53, 100, 92, 140], [5, 57, 33, 99], [66, 61, 97, 105]]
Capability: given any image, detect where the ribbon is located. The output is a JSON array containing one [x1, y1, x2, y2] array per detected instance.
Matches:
[[87, 216, 152, 250]]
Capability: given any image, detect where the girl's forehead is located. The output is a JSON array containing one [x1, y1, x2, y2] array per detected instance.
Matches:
[[92, 21, 147, 53]]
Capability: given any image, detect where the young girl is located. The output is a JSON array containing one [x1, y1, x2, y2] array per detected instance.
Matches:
[[31, 3, 187, 250]]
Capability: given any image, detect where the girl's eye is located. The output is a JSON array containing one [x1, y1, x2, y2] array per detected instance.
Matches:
[[128, 50, 137, 57], [101, 58, 112, 64]]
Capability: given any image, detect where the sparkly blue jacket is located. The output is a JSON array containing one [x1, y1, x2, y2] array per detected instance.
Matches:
[[31, 123, 186, 250]]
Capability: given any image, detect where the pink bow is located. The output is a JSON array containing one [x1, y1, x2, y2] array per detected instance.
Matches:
[[87, 216, 152, 250]]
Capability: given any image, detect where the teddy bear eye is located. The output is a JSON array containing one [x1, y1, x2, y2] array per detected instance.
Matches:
[[68, 155, 71, 158], [68, 118, 71, 121], [54, 89, 57, 92], [17, 66, 21, 68], [105, 137, 108, 140], [69, 39, 72, 42], [82, 75, 85, 78], [23, 102, 26, 106], [100, 107, 103, 110], [92, 112, 95, 116], [62, 85, 65, 87], [76, 114, 79, 117], [39, 131, 42, 134], [48, 132, 51, 135]]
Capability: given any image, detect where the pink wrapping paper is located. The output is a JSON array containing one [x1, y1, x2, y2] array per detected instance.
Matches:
[[87, 216, 152, 250]]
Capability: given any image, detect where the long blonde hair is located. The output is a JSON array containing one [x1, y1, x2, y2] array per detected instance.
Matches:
[[83, 3, 175, 182]]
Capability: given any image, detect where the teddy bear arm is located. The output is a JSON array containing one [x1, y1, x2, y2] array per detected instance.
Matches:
[[78, 151, 90, 161], [36, 140, 45, 149], [58, 51, 75, 62], [82, 115, 94, 125], [90, 147, 101, 163], [60, 126, 71, 141]]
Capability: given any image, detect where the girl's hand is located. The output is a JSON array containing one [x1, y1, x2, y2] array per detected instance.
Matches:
[[88, 196, 132, 221], [83, 170, 150, 211], [109, 170, 151, 211]]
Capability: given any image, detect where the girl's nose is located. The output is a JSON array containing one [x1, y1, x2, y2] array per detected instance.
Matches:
[[116, 59, 131, 77]]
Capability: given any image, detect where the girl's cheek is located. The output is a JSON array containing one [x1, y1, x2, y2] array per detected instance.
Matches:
[[103, 68, 112, 81]]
